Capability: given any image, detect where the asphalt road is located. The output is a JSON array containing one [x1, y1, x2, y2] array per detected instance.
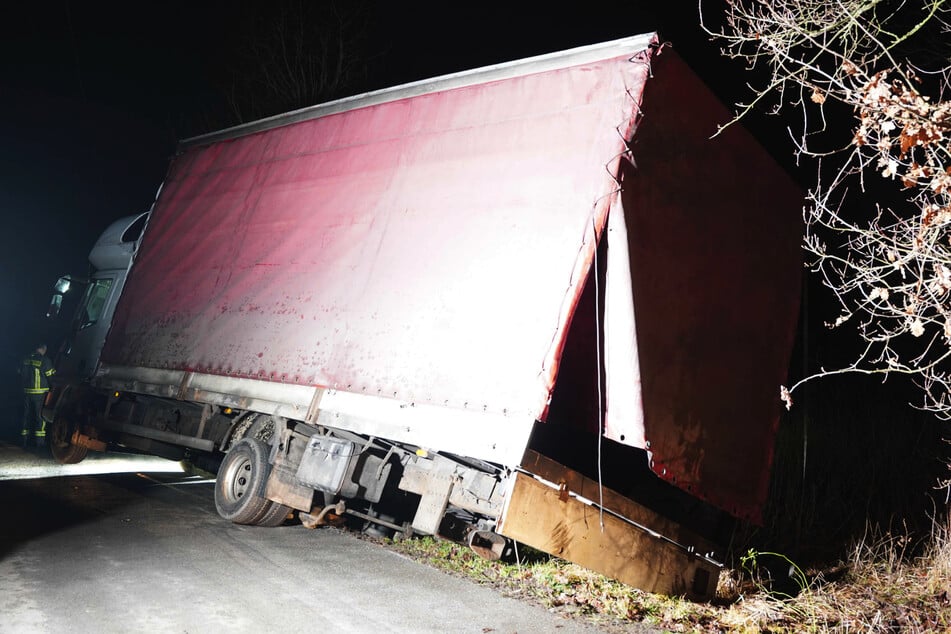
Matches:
[[0, 443, 611, 634]]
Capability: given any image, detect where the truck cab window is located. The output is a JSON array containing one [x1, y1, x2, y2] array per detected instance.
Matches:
[[79, 278, 114, 328]]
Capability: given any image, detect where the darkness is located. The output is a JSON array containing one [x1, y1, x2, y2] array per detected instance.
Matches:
[[11, 0, 931, 567]]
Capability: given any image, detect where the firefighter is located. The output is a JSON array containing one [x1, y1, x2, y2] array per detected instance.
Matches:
[[20, 343, 55, 448]]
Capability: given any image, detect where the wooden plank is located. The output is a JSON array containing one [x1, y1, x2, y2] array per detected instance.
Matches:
[[520, 449, 717, 554], [498, 457, 720, 600]]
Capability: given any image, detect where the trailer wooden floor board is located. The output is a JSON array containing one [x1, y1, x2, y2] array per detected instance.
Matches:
[[499, 451, 720, 599]]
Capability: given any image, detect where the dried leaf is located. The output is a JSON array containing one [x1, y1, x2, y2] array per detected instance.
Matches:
[[900, 131, 915, 155], [780, 386, 793, 411], [825, 313, 852, 328]]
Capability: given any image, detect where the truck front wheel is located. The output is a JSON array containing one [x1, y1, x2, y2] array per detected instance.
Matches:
[[49, 414, 89, 465], [214, 437, 289, 526]]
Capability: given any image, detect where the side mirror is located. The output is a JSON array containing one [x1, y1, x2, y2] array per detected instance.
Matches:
[[47, 294, 63, 318], [54, 276, 72, 294]]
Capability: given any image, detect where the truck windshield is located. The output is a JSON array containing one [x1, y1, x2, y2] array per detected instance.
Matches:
[[79, 278, 114, 328]]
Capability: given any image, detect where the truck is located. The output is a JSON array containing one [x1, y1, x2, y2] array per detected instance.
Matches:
[[43, 34, 802, 601]]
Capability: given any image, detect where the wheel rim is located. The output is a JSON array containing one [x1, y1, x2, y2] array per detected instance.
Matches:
[[223, 454, 255, 502]]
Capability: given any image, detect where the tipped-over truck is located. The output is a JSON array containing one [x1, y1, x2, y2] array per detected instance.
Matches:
[[44, 34, 801, 600]]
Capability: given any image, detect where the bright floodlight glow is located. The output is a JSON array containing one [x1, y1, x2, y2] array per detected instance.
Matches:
[[0, 451, 185, 481]]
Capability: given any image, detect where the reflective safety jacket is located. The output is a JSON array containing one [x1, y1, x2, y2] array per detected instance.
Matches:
[[21, 352, 55, 394]]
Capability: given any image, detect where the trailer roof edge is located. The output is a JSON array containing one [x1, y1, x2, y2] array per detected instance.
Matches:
[[179, 33, 658, 150]]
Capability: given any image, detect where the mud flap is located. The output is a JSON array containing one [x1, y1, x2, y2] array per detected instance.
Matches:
[[266, 454, 313, 511], [265, 428, 314, 511]]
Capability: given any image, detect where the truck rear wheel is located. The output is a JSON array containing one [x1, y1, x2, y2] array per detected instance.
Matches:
[[214, 437, 289, 526], [49, 414, 89, 465]]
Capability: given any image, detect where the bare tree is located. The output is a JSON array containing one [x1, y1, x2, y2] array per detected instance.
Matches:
[[216, 0, 372, 125], [702, 1, 951, 425]]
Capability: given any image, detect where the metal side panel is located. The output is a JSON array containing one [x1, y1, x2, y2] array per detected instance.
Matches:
[[315, 389, 535, 467], [497, 450, 721, 600], [94, 365, 316, 421], [94, 365, 535, 465]]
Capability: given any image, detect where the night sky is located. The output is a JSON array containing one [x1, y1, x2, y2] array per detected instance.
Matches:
[[0, 0, 763, 386]]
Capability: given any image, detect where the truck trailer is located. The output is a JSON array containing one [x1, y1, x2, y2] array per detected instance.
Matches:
[[44, 34, 802, 600]]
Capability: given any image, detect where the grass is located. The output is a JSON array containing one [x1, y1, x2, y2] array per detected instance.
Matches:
[[376, 524, 951, 633], [381, 535, 717, 631]]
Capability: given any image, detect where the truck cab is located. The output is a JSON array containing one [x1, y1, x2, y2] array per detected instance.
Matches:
[[49, 212, 149, 380]]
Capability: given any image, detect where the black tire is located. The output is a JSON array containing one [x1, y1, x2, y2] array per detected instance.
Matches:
[[49, 414, 89, 465], [215, 437, 284, 525], [254, 499, 292, 527]]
